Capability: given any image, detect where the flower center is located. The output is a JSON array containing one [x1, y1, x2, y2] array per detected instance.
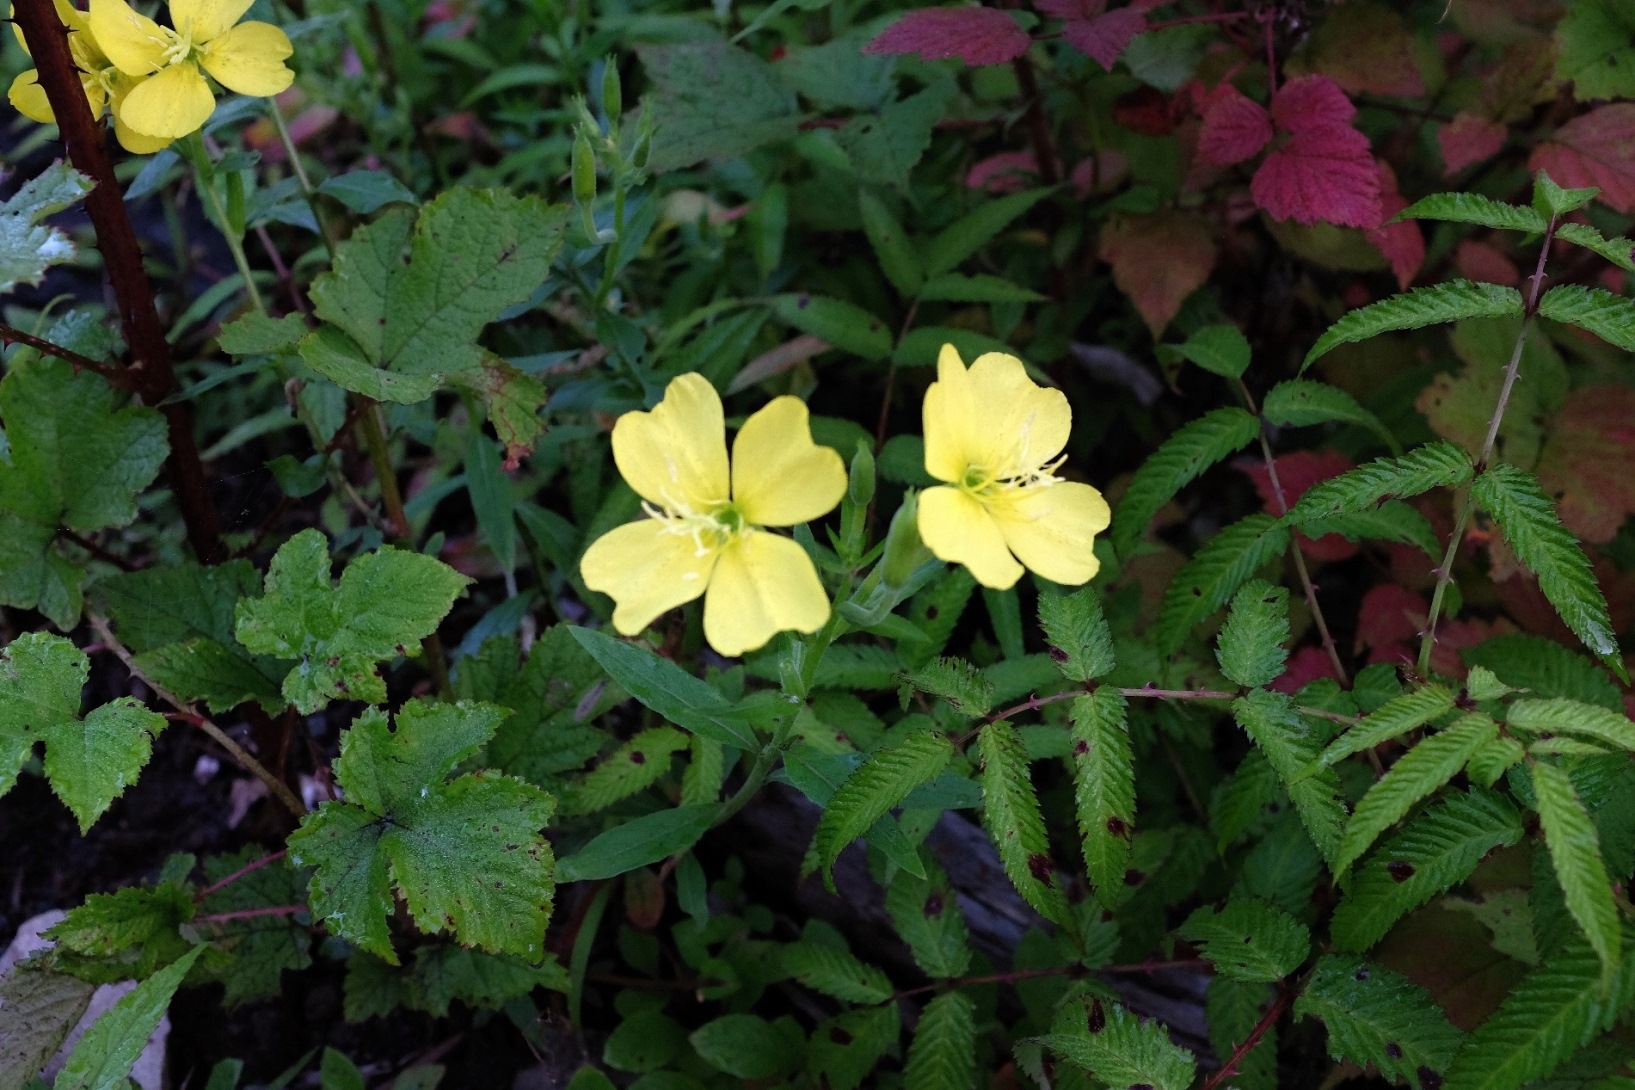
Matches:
[[957, 455, 1067, 504], [156, 25, 195, 68], [642, 496, 746, 557]]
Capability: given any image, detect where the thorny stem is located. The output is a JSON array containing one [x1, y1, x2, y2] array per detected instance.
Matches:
[[12, 0, 224, 564], [0, 321, 122, 381], [195, 849, 287, 901], [1418, 213, 1559, 675], [1199, 984, 1293, 1090], [88, 613, 307, 819]]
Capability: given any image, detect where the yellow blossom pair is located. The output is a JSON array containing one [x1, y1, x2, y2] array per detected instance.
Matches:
[[581, 347, 1112, 657], [8, 0, 293, 154]]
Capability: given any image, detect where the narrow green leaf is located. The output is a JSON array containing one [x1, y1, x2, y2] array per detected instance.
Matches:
[[466, 433, 516, 574], [1303, 281, 1524, 369], [1536, 284, 1635, 353], [1393, 192, 1547, 234], [977, 721, 1069, 925], [1261, 378, 1398, 452], [1533, 761, 1622, 980], [1508, 698, 1635, 751], [555, 804, 716, 883], [570, 627, 759, 749], [813, 731, 953, 881], [1157, 515, 1290, 654], [1471, 465, 1623, 676], [55, 946, 206, 1090], [1233, 690, 1347, 868], [1037, 997, 1198, 1090], [922, 187, 1053, 276], [771, 293, 893, 360], [1331, 788, 1525, 952], [885, 857, 971, 978], [1296, 954, 1465, 1090], [1168, 323, 1251, 379], [1313, 685, 1457, 771], [904, 991, 977, 1090], [1216, 579, 1290, 690], [1555, 222, 1635, 272], [1295, 501, 1441, 558], [858, 190, 923, 296], [1038, 585, 1116, 682], [1071, 691, 1134, 908], [1336, 714, 1497, 872], [918, 272, 1045, 303], [1178, 897, 1310, 982], [1111, 407, 1260, 555], [1286, 442, 1472, 524], [782, 942, 895, 1005], [898, 656, 994, 718]]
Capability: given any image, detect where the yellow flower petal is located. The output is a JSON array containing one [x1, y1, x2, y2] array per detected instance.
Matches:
[[917, 485, 1024, 590], [989, 481, 1111, 587], [89, 0, 169, 76], [112, 90, 175, 152], [922, 344, 979, 484], [580, 519, 716, 636], [730, 396, 847, 528], [924, 346, 1072, 484], [170, 0, 253, 42], [199, 21, 294, 97], [116, 61, 215, 138], [8, 70, 54, 124], [703, 531, 829, 656], [612, 373, 730, 514]]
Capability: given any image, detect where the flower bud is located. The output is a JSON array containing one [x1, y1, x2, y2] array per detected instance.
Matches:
[[848, 442, 875, 508], [572, 127, 596, 206], [881, 491, 932, 588], [601, 60, 622, 122]]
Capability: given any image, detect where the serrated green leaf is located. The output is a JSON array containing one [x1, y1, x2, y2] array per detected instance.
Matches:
[[1217, 579, 1290, 690], [898, 656, 994, 717], [639, 41, 799, 172], [782, 941, 894, 1004], [555, 803, 716, 883], [904, 991, 976, 1090], [1443, 928, 1635, 1090], [1070, 690, 1134, 909], [217, 311, 306, 355], [835, 81, 951, 191], [1471, 464, 1623, 675], [1286, 442, 1473, 525], [1336, 713, 1497, 872], [808, 1003, 898, 1090], [1206, 979, 1277, 1090], [234, 530, 471, 713], [1038, 585, 1116, 682], [1262, 378, 1398, 452], [560, 726, 687, 815], [0, 633, 167, 833], [286, 700, 555, 964], [1233, 690, 1347, 869], [1313, 685, 1457, 771], [1536, 284, 1635, 353], [1303, 281, 1524, 369], [1212, 748, 1281, 850], [857, 189, 923, 296], [410, 945, 566, 1017], [1508, 698, 1635, 751], [689, 1014, 801, 1080], [1554, 0, 1635, 102], [1465, 635, 1623, 710], [885, 855, 971, 978], [197, 847, 314, 1006], [1296, 954, 1464, 1090], [1535, 171, 1601, 217], [1178, 897, 1310, 982], [46, 880, 196, 985], [922, 188, 1053, 276], [1332, 788, 1525, 952], [1296, 500, 1441, 558], [1038, 997, 1198, 1090], [771, 292, 892, 360], [813, 731, 953, 881], [0, 161, 93, 292], [977, 721, 1069, 926], [1556, 222, 1635, 272], [1533, 761, 1622, 980], [1168, 323, 1252, 379], [1158, 514, 1290, 654], [0, 960, 94, 1090], [54, 946, 205, 1090], [918, 272, 1045, 303], [569, 626, 759, 750], [1111, 407, 1260, 555], [1394, 192, 1547, 234]]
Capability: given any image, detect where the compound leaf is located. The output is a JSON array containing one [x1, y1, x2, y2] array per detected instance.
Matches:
[[813, 730, 952, 882], [904, 991, 976, 1090], [1394, 192, 1547, 234], [1286, 442, 1472, 525], [1217, 579, 1290, 690], [1233, 690, 1347, 869], [1537, 283, 1635, 353]]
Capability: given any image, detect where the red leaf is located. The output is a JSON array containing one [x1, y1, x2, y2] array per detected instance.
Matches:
[[1098, 210, 1216, 338], [1270, 646, 1341, 695], [966, 151, 1039, 192], [1366, 161, 1424, 288], [1355, 583, 1427, 658], [1197, 84, 1273, 165], [1062, 7, 1147, 70], [1453, 239, 1519, 285], [1438, 113, 1507, 176], [1535, 386, 1635, 544], [863, 8, 1032, 66], [1114, 85, 1179, 136], [1270, 74, 1357, 135], [1239, 450, 1359, 561], [1528, 103, 1635, 213], [1251, 125, 1381, 227], [1035, 0, 1104, 17]]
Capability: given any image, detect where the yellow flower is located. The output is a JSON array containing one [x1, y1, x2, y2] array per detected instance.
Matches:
[[580, 373, 847, 657], [89, 0, 294, 141], [918, 345, 1111, 590]]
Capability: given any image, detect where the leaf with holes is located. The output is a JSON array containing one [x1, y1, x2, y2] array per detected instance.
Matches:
[[978, 721, 1069, 926], [1071, 690, 1134, 909]]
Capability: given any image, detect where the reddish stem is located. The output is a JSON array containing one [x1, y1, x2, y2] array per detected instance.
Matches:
[[1200, 984, 1292, 1090], [195, 849, 288, 902], [194, 904, 307, 926], [0, 321, 124, 383]]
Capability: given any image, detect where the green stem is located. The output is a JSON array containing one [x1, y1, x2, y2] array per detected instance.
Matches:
[[187, 134, 266, 315], [267, 98, 337, 261], [593, 180, 628, 311]]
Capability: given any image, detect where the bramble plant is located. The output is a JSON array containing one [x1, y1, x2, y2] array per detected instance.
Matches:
[[4, 0, 1635, 1087]]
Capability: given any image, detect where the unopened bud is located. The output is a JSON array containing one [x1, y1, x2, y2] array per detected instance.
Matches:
[[601, 60, 622, 122], [848, 442, 875, 508], [882, 492, 932, 588], [572, 127, 596, 205]]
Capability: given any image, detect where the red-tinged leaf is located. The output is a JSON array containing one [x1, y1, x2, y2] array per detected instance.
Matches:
[[1197, 84, 1273, 166], [1098, 210, 1216, 338], [1355, 583, 1428, 659], [1062, 7, 1147, 70], [1069, 150, 1130, 197], [1114, 85, 1179, 136], [1529, 103, 1635, 213], [1252, 126, 1382, 228], [1239, 450, 1360, 561], [1366, 162, 1424, 289], [1438, 113, 1507, 176], [1270, 645, 1342, 694], [1270, 74, 1358, 135], [863, 8, 1032, 66], [966, 151, 1038, 192], [1535, 386, 1635, 544], [1453, 239, 1521, 286], [1036, 0, 1104, 17]]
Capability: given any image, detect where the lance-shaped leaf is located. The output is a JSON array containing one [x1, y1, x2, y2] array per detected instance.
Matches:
[[977, 721, 1069, 925], [0, 633, 167, 832], [813, 730, 953, 883], [1302, 280, 1524, 369], [235, 529, 471, 713], [1537, 284, 1635, 353], [55, 946, 205, 1090], [904, 991, 976, 1090], [1296, 955, 1465, 1090], [1036, 996, 1197, 1090], [1178, 897, 1310, 982], [1507, 698, 1635, 751], [1312, 685, 1456, 771], [1111, 407, 1260, 555], [286, 699, 556, 964], [1071, 690, 1134, 908], [1532, 761, 1621, 980], [1285, 442, 1472, 525], [1157, 514, 1290, 654], [1393, 192, 1546, 233], [571, 626, 759, 750], [1038, 585, 1116, 682], [885, 855, 972, 979], [1262, 378, 1398, 452], [1217, 579, 1290, 690], [1555, 222, 1635, 272], [1233, 690, 1346, 869]]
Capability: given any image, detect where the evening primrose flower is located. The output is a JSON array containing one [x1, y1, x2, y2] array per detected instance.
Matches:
[[918, 345, 1110, 590], [89, 0, 294, 141], [7, 0, 168, 153], [580, 373, 847, 657]]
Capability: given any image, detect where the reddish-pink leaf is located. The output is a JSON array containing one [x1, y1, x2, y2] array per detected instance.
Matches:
[[1098, 210, 1216, 338], [1438, 113, 1507, 176], [1367, 161, 1424, 288], [1535, 386, 1635, 544], [1062, 7, 1147, 70], [1270, 646, 1342, 694], [1197, 84, 1273, 165], [1251, 126, 1381, 227], [966, 151, 1039, 192], [1355, 583, 1427, 660], [1035, 0, 1104, 18], [862, 7, 1032, 66], [1528, 103, 1635, 213], [1270, 74, 1357, 135], [1453, 239, 1520, 286]]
